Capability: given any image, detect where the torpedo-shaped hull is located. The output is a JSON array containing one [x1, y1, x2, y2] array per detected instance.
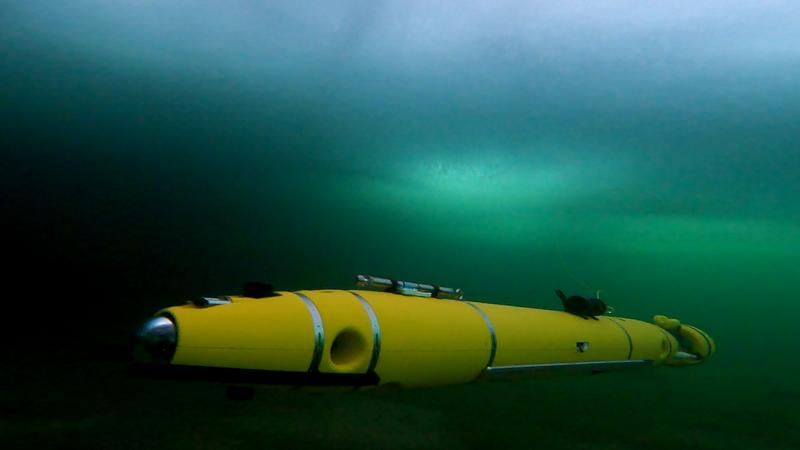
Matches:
[[132, 288, 714, 389]]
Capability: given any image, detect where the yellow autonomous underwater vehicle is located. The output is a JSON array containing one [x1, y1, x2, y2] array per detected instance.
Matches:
[[131, 275, 714, 389]]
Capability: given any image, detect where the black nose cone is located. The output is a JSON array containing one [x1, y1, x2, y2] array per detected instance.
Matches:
[[133, 316, 177, 363]]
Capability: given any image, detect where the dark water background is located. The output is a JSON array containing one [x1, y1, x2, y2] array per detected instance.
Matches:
[[2, 2, 799, 449]]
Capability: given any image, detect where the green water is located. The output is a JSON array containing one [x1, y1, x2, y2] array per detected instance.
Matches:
[[2, 2, 799, 449]]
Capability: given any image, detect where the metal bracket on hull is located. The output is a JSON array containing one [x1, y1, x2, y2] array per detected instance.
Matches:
[[482, 360, 653, 380], [356, 274, 463, 300], [191, 296, 232, 307]]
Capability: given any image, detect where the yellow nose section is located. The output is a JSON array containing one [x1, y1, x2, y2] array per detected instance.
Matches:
[[162, 293, 318, 372]]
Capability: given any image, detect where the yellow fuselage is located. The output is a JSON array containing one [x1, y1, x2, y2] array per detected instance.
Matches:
[[149, 290, 713, 388]]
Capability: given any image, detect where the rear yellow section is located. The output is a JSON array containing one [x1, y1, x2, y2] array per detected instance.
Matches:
[[478, 303, 631, 366], [613, 316, 676, 362]]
